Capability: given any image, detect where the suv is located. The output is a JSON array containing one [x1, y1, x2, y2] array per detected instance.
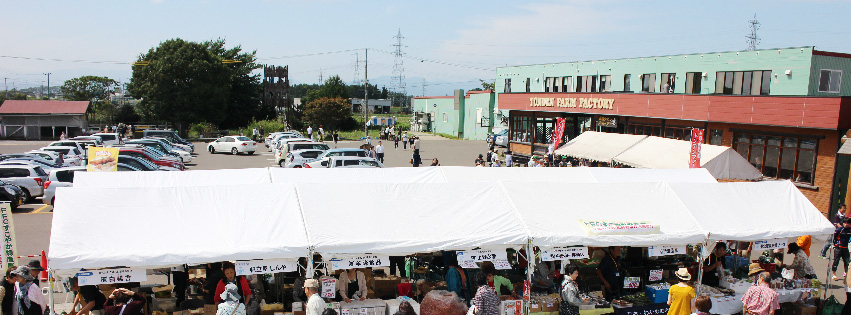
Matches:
[[275, 142, 329, 166], [0, 180, 25, 210], [42, 167, 86, 206], [39, 146, 85, 166], [320, 156, 384, 168], [144, 130, 194, 152], [281, 149, 325, 168], [47, 141, 89, 158], [0, 165, 48, 201], [304, 149, 367, 168]]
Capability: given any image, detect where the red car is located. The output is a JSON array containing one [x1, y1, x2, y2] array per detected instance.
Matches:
[[116, 147, 185, 171]]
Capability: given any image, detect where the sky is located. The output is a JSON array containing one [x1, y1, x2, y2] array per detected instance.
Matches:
[[1, 0, 850, 96]]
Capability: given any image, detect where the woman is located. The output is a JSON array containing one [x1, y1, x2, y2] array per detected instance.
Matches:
[[393, 301, 416, 315], [471, 273, 499, 315], [103, 288, 145, 315], [667, 268, 695, 315], [214, 262, 251, 307], [480, 263, 513, 296], [0, 266, 16, 315], [446, 257, 469, 302], [10, 266, 44, 315], [559, 265, 587, 315], [336, 268, 367, 303], [786, 243, 816, 279], [431, 158, 440, 166], [332, 131, 339, 148], [216, 284, 245, 315]]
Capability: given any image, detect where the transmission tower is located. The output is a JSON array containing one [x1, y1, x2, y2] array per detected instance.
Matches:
[[353, 52, 361, 85], [391, 29, 407, 108], [746, 14, 761, 51]]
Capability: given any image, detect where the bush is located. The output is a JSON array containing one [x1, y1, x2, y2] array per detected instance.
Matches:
[[237, 119, 289, 137], [188, 122, 217, 138]]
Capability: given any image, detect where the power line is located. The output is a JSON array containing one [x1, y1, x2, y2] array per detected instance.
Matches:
[[258, 49, 363, 60], [0, 55, 128, 64]]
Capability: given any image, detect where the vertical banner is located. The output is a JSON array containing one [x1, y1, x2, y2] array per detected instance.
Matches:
[[689, 129, 704, 168], [0, 203, 16, 270], [87, 147, 119, 172], [551, 117, 567, 149]]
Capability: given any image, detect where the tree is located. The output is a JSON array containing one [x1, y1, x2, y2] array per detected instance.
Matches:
[[303, 97, 351, 131], [60, 76, 117, 102], [479, 79, 495, 91], [204, 39, 273, 129], [318, 75, 348, 99]]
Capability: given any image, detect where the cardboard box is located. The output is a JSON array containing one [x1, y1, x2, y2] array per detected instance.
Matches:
[[529, 302, 542, 313], [291, 303, 303, 312], [204, 305, 217, 315], [542, 301, 558, 312]]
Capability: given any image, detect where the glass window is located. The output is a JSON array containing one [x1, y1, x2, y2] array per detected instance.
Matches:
[[709, 129, 723, 145], [733, 133, 817, 185], [624, 74, 631, 92], [686, 72, 702, 94], [504, 79, 511, 93], [761, 71, 771, 95], [562, 77, 571, 92], [724, 72, 734, 94], [661, 73, 676, 93], [600, 75, 611, 92], [715, 72, 726, 94], [819, 70, 843, 93], [641, 74, 656, 92], [742, 71, 753, 95], [526, 78, 531, 93]]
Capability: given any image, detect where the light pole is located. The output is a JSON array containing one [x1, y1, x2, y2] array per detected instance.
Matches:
[[43, 73, 51, 99]]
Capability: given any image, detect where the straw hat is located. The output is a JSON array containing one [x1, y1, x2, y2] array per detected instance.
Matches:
[[304, 279, 320, 288], [747, 263, 765, 276], [675, 268, 691, 281]]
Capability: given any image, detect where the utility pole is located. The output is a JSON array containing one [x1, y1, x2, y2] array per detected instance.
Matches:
[[422, 78, 426, 96], [363, 48, 369, 138], [4, 78, 7, 99], [43, 73, 51, 99]]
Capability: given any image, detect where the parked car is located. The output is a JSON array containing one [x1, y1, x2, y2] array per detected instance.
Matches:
[[69, 139, 102, 149], [47, 141, 88, 158], [0, 180, 25, 210], [26, 151, 63, 165], [90, 133, 123, 146], [145, 136, 192, 154], [114, 146, 185, 170], [314, 156, 384, 168], [0, 165, 48, 201], [281, 149, 326, 168], [0, 154, 58, 166], [275, 142, 330, 166], [0, 159, 60, 172], [493, 129, 509, 147], [207, 136, 257, 155], [38, 146, 85, 166], [303, 149, 367, 168], [126, 139, 192, 163], [42, 164, 142, 205], [117, 155, 164, 171], [143, 130, 194, 152], [269, 133, 303, 151], [272, 138, 311, 156]]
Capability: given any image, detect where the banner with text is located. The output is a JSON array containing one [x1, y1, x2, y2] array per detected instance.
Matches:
[[580, 220, 659, 235], [76, 268, 147, 286], [456, 249, 508, 262], [235, 259, 297, 275], [541, 246, 589, 261], [754, 238, 788, 251], [330, 255, 390, 270], [87, 147, 119, 172], [648, 245, 687, 257], [551, 117, 567, 149], [0, 203, 15, 270], [689, 129, 704, 168]]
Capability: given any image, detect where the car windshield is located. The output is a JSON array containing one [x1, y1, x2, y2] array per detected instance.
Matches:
[[299, 151, 323, 159], [43, 148, 71, 154], [236, 136, 252, 142]]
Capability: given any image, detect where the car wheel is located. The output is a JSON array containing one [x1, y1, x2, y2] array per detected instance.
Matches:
[[279, 160, 286, 168], [50, 197, 55, 206], [209, 146, 216, 154], [293, 165, 302, 168], [231, 148, 238, 155], [247, 151, 254, 155], [20, 189, 31, 203]]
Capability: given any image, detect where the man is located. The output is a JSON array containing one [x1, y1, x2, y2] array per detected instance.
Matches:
[[318, 125, 325, 142], [26, 260, 43, 287], [741, 272, 779, 315], [821, 204, 848, 259], [258, 126, 264, 138], [412, 136, 421, 155], [504, 151, 513, 167], [375, 141, 385, 163], [252, 127, 259, 142], [303, 279, 326, 315], [831, 218, 851, 281], [596, 246, 624, 301], [702, 242, 727, 287], [485, 148, 493, 166], [532, 260, 554, 294], [307, 126, 313, 140], [402, 132, 409, 150], [69, 277, 107, 315]]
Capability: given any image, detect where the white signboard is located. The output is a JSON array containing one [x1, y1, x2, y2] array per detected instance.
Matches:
[[580, 220, 659, 235], [321, 278, 337, 298], [76, 268, 147, 286], [456, 250, 507, 262], [493, 259, 512, 270], [235, 259, 297, 275], [0, 203, 16, 270], [754, 239, 788, 251], [330, 255, 390, 270], [648, 245, 687, 257], [459, 261, 479, 269], [649, 269, 663, 282], [623, 277, 640, 289], [541, 247, 589, 261]]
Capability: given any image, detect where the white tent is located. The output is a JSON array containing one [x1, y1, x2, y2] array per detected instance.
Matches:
[[73, 168, 273, 188], [269, 167, 446, 184], [554, 131, 647, 162], [612, 136, 763, 180]]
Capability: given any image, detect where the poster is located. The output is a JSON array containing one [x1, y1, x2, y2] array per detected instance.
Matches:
[[580, 220, 659, 235], [689, 129, 704, 168], [321, 278, 337, 298], [76, 268, 147, 285], [329, 255, 389, 270], [0, 203, 16, 270], [87, 147, 119, 172], [649, 269, 663, 282], [623, 277, 640, 289], [459, 261, 479, 269], [456, 250, 507, 262], [493, 259, 512, 270], [754, 238, 788, 251], [235, 259, 297, 275], [648, 245, 686, 257], [541, 246, 589, 261]]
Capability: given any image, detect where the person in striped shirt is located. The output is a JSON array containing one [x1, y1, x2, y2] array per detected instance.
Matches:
[[741, 272, 779, 315]]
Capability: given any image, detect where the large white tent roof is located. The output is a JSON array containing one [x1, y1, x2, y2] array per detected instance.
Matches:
[[554, 131, 647, 162], [612, 136, 763, 180]]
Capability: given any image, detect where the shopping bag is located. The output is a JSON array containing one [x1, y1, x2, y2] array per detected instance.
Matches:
[[822, 295, 843, 315]]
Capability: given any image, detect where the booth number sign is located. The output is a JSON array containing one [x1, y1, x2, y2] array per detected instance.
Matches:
[[456, 250, 507, 262], [754, 239, 787, 251], [649, 269, 663, 282], [542, 247, 589, 261], [648, 245, 686, 257]]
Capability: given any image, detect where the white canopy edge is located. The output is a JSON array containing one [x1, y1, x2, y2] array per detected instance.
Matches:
[[554, 131, 648, 162], [612, 136, 763, 180]]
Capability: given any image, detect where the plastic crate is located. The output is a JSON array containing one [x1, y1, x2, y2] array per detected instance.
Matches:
[[725, 256, 749, 268], [644, 286, 669, 304]]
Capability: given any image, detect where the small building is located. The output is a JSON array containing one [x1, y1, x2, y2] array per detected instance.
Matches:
[[351, 99, 391, 114], [0, 100, 89, 140], [411, 90, 498, 140]]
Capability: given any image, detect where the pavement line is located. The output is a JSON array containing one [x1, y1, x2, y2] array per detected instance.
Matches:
[[32, 205, 50, 214]]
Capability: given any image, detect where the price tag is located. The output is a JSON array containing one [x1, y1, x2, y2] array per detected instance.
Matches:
[[235, 259, 297, 275], [648, 245, 686, 257], [341, 310, 350, 315], [76, 268, 147, 286], [754, 239, 788, 251], [493, 259, 512, 270], [359, 309, 367, 315], [457, 250, 507, 262], [541, 246, 589, 261], [329, 255, 390, 270], [459, 261, 479, 269], [321, 278, 336, 298], [649, 269, 663, 282], [623, 277, 640, 289]]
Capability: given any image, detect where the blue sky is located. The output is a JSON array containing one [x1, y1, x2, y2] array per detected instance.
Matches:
[[1, 0, 850, 96]]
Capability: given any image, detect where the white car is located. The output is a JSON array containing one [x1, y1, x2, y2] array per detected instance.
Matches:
[[493, 129, 509, 147], [303, 149, 368, 168], [47, 141, 89, 158], [26, 150, 62, 165], [272, 137, 311, 156], [316, 156, 384, 168], [282, 149, 326, 168], [91, 133, 124, 146], [275, 141, 330, 165], [38, 146, 85, 166], [0, 165, 48, 200], [207, 136, 257, 155], [269, 133, 303, 151]]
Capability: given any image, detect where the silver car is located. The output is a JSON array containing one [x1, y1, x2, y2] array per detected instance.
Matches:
[[43, 164, 143, 205], [0, 165, 48, 201], [282, 149, 326, 168]]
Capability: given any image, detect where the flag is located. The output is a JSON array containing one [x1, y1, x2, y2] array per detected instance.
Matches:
[[551, 118, 567, 148], [689, 129, 704, 168]]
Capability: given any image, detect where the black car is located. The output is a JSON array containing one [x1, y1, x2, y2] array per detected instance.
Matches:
[[0, 180, 26, 210]]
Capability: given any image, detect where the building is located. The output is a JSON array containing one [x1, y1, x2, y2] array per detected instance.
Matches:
[[494, 46, 851, 215], [0, 100, 90, 140], [351, 99, 391, 114], [411, 90, 498, 140]]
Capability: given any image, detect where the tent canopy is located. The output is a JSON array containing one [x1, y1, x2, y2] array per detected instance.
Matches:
[[612, 136, 763, 180], [73, 168, 272, 188], [554, 131, 647, 162]]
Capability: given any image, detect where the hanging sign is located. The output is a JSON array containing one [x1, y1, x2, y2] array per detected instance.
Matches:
[[0, 203, 17, 270], [493, 259, 512, 270], [754, 238, 788, 251], [321, 278, 337, 298], [648, 245, 687, 257], [580, 220, 659, 235], [649, 269, 663, 282], [235, 259, 297, 275], [459, 261, 479, 269], [689, 129, 704, 168], [541, 246, 589, 261], [330, 255, 390, 270], [87, 147, 119, 172], [523, 280, 531, 301], [76, 268, 147, 286], [623, 277, 640, 289], [551, 117, 567, 148], [456, 250, 507, 262]]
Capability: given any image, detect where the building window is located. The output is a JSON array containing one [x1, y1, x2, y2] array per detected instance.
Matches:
[[641, 74, 656, 92], [715, 71, 771, 95], [733, 132, 817, 185], [562, 77, 572, 92], [510, 116, 532, 143], [545, 77, 564, 92], [526, 78, 531, 93], [819, 69, 842, 93], [627, 123, 662, 137], [504, 78, 511, 93], [442, 113, 448, 122], [660, 73, 676, 93], [709, 129, 723, 145], [624, 74, 631, 92], [576, 75, 598, 92], [685, 72, 702, 94], [664, 126, 693, 141], [534, 117, 558, 144], [600, 75, 612, 92]]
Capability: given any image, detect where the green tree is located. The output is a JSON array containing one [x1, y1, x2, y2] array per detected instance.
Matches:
[[319, 75, 349, 99], [60, 76, 117, 102], [204, 39, 273, 129], [479, 79, 495, 91], [303, 97, 350, 131]]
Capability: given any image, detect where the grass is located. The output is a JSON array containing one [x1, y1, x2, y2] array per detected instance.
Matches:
[[436, 133, 462, 140], [336, 130, 382, 141]]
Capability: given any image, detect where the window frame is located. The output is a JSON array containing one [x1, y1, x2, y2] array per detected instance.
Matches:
[[818, 69, 843, 93], [504, 78, 512, 93], [732, 132, 818, 185], [641, 74, 656, 93]]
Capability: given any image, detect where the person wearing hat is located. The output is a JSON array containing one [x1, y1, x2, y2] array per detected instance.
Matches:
[[747, 263, 765, 284], [10, 266, 45, 315], [302, 279, 326, 315], [666, 268, 695, 315], [24, 262, 41, 288], [215, 284, 245, 315], [701, 242, 727, 287]]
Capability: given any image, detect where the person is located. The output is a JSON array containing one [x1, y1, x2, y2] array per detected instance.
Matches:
[[25, 261, 41, 287], [741, 272, 779, 315], [303, 279, 326, 315], [59, 131, 67, 140], [393, 134, 399, 150], [252, 128, 258, 142], [480, 263, 513, 296], [470, 273, 499, 315], [292, 258, 308, 304], [11, 266, 44, 315], [1, 266, 16, 315], [375, 141, 385, 163], [318, 125, 325, 141], [321, 310, 337, 315], [367, 146, 376, 159], [408, 135, 415, 150], [667, 268, 695, 315], [796, 235, 812, 258], [832, 218, 851, 281], [693, 296, 712, 315], [475, 154, 484, 166], [402, 132, 409, 150], [559, 265, 587, 315], [702, 242, 727, 287], [533, 261, 554, 294], [491, 159, 502, 167], [214, 262, 251, 306], [203, 263, 224, 304], [822, 204, 850, 259], [336, 268, 367, 303], [393, 301, 416, 315], [103, 288, 145, 315], [55, 153, 64, 167], [365, 136, 371, 146], [69, 277, 106, 315], [216, 283, 246, 315], [504, 151, 513, 167], [130, 125, 136, 138], [784, 243, 816, 279], [332, 131, 339, 148], [172, 265, 189, 308], [412, 136, 420, 154], [431, 158, 440, 166], [596, 246, 624, 300], [306, 126, 313, 140], [446, 257, 469, 302], [485, 149, 493, 166], [412, 151, 421, 168]]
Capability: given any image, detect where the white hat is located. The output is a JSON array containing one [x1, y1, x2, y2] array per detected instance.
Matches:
[[304, 279, 320, 288]]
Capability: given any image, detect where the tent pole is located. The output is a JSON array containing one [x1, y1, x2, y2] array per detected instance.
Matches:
[[696, 242, 707, 296], [525, 239, 533, 315], [48, 269, 55, 315], [307, 247, 315, 279]]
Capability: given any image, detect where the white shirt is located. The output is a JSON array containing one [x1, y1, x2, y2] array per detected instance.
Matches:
[[305, 293, 326, 315], [319, 128, 324, 135], [402, 134, 409, 141], [413, 139, 420, 150], [307, 127, 313, 134], [375, 145, 384, 154], [505, 155, 513, 167], [216, 302, 246, 315]]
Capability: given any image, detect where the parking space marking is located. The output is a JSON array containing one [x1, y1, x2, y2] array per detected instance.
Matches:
[[32, 205, 50, 213]]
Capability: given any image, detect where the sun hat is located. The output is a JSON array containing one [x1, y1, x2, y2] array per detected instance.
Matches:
[[675, 268, 691, 281], [11, 266, 33, 281], [27, 260, 44, 271], [304, 279, 320, 288], [747, 263, 765, 276]]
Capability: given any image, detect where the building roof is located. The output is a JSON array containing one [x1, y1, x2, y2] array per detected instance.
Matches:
[[0, 100, 89, 115]]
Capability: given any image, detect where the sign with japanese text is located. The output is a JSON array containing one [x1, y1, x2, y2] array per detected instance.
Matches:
[[321, 278, 336, 298], [689, 129, 704, 168], [648, 245, 687, 257], [456, 250, 508, 262], [541, 246, 589, 261], [754, 238, 788, 251], [0, 203, 16, 270], [459, 261, 479, 269], [580, 220, 659, 235], [330, 255, 389, 270], [493, 259, 512, 270], [523, 280, 531, 301], [87, 147, 119, 172], [76, 268, 147, 285], [614, 303, 669, 315], [649, 269, 663, 282], [551, 117, 567, 148], [235, 259, 297, 275], [623, 277, 640, 289]]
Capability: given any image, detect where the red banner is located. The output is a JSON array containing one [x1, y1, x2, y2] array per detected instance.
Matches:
[[523, 280, 531, 301], [689, 129, 704, 168], [551, 117, 567, 149]]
